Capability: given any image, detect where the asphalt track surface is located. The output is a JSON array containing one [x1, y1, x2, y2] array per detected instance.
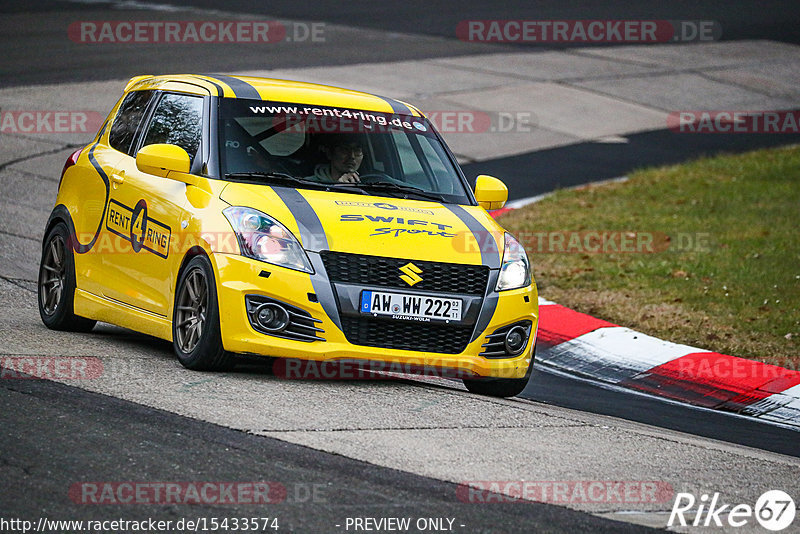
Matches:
[[0, 0, 518, 87], [3, 0, 800, 86], [2, 1, 799, 531], [0, 375, 647, 533], [463, 129, 800, 201], [3, 1, 799, 198], [79, 0, 800, 45]]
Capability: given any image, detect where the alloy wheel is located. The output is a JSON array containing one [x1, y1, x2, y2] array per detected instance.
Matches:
[[39, 234, 66, 315], [175, 268, 208, 353]]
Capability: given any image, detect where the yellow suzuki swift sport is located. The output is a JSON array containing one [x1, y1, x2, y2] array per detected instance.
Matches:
[[39, 74, 538, 397]]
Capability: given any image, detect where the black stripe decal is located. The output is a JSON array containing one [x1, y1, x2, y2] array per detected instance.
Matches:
[[305, 252, 342, 333], [445, 204, 502, 342], [445, 204, 501, 269], [473, 271, 500, 343], [271, 187, 342, 332], [205, 74, 260, 99], [372, 93, 413, 116], [73, 122, 111, 254], [192, 76, 225, 97], [271, 187, 328, 251]]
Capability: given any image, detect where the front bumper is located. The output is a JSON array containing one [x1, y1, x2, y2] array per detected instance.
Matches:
[[212, 252, 538, 379]]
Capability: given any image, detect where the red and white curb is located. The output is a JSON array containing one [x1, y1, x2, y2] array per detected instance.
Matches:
[[536, 297, 800, 429], [488, 183, 799, 428]]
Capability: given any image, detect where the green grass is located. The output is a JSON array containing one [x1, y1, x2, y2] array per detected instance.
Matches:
[[500, 144, 800, 367]]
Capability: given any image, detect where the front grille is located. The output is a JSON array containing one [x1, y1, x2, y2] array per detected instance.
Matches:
[[340, 316, 473, 354], [321, 251, 489, 295]]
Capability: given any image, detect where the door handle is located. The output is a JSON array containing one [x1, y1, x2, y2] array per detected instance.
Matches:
[[111, 172, 125, 185]]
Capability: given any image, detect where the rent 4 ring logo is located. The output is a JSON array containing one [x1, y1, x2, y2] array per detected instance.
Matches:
[[668, 490, 796, 531]]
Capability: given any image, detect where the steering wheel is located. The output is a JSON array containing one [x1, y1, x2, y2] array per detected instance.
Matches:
[[357, 171, 400, 184]]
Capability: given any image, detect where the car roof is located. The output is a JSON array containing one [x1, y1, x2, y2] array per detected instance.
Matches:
[[124, 74, 423, 117]]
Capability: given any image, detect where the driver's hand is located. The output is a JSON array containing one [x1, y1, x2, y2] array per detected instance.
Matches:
[[338, 172, 360, 183]]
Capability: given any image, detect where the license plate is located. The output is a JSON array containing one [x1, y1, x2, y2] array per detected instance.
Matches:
[[360, 290, 462, 322]]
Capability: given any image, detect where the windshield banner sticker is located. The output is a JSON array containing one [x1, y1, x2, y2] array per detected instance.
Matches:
[[246, 102, 428, 134]]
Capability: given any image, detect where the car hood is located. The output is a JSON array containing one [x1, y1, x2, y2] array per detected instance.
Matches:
[[219, 183, 504, 267]]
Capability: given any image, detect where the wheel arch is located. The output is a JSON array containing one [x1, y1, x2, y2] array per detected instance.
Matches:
[[172, 245, 215, 317], [174, 244, 211, 287], [43, 205, 73, 248]]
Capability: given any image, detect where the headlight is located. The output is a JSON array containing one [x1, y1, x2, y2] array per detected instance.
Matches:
[[496, 232, 531, 291], [223, 206, 313, 273]]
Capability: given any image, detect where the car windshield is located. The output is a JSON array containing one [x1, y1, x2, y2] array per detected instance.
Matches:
[[217, 98, 472, 204]]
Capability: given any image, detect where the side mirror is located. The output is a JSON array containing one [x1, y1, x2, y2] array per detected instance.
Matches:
[[474, 175, 508, 210], [136, 143, 191, 178]]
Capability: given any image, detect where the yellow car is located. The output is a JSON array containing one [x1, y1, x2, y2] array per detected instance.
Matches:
[[38, 74, 538, 397]]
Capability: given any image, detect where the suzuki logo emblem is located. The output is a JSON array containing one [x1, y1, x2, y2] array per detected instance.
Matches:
[[399, 263, 423, 286]]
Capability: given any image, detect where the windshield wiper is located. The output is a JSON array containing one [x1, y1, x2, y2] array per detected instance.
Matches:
[[224, 172, 443, 201], [225, 172, 370, 195], [225, 171, 315, 186], [336, 181, 445, 202]]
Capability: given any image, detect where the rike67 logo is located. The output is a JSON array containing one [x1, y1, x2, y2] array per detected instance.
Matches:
[[669, 490, 796, 531]]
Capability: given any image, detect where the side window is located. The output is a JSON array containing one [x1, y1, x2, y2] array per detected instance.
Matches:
[[394, 133, 423, 176], [391, 130, 431, 189], [140, 93, 204, 163], [108, 90, 153, 156], [390, 131, 456, 193], [417, 137, 453, 186]]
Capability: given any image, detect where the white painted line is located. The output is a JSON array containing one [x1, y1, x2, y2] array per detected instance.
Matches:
[[539, 326, 700, 384], [505, 176, 630, 210], [744, 384, 800, 420], [779, 383, 800, 400]]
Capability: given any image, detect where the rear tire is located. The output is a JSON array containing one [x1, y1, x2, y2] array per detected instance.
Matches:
[[463, 345, 535, 398], [38, 222, 96, 332], [173, 255, 235, 371]]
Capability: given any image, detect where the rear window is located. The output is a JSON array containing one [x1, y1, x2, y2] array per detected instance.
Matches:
[[108, 90, 153, 156]]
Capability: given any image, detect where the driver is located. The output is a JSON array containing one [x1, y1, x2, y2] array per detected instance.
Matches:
[[308, 133, 363, 183]]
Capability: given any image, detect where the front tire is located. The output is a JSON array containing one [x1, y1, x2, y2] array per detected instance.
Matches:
[[38, 222, 96, 332], [173, 255, 234, 371], [462, 345, 535, 398]]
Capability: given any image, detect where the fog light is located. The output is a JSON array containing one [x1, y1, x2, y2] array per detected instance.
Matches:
[[256, 303, 290, 332], [504, 326, 528, 354]]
